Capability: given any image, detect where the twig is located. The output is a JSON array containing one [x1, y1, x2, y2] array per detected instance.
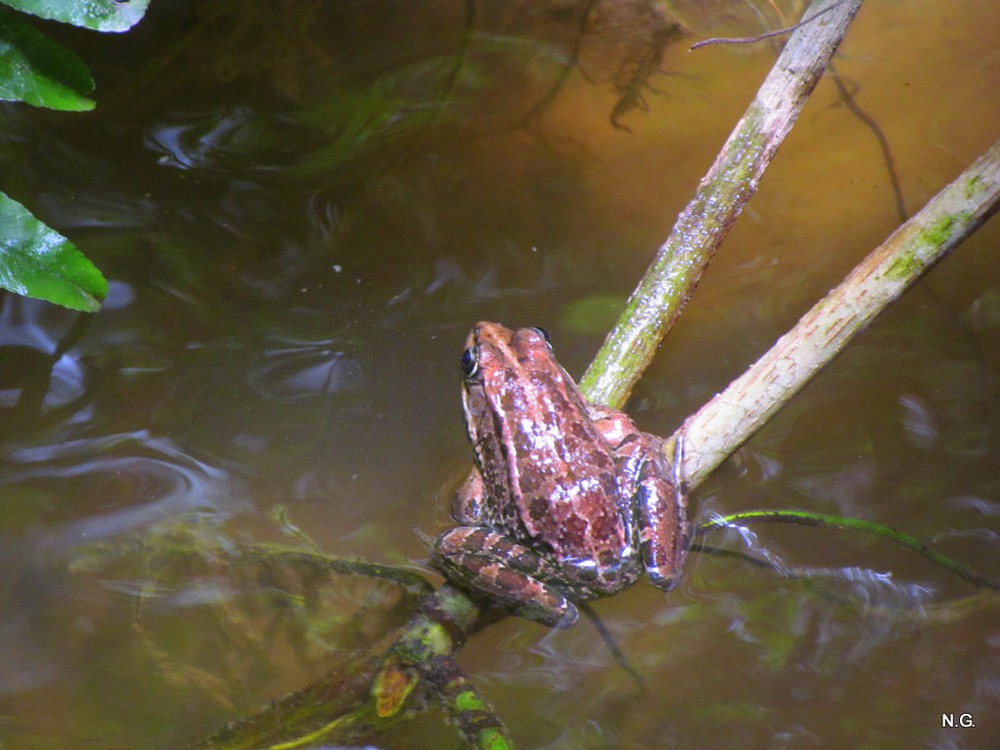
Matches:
[[689, 0, 853, 51], [579, 602, 647, 690]]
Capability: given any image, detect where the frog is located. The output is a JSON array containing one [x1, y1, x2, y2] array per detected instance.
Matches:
[[430, 322, 689, 628]]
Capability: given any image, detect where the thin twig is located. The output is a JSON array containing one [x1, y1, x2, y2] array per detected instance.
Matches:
[[579, 602, 647, 690], [703, 509, 1000, 590], [689, 0, 853, 51], [829, 67, 908, 223]]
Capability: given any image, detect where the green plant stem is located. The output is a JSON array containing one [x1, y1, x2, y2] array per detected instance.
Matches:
[[703, 510, 1000, 590], [579, 0, 863, 409]]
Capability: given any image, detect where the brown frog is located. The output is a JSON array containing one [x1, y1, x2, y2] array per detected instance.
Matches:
[[431, 322, 688, 627]]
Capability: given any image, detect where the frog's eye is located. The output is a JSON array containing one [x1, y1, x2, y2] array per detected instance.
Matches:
[[460, 346, 479, 379], [529, 326, 552, 348]]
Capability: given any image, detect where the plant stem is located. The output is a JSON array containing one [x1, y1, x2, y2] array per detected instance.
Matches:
[[679, 138, 1000, 488], [702, 509, 1000, 590], [580, 0, 863, 409]]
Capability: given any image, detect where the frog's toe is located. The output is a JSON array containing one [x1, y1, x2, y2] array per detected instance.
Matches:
[[646, 566, 682, 591], [551, 604, 581, 629], [512, 586, 579, 628]]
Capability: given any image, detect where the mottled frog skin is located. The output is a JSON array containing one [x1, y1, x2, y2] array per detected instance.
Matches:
[[431, 322, 689, 627]]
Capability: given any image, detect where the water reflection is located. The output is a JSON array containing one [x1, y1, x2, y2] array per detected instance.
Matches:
[[899, 393, 939, 450], [0, 427, 246, 704], [4, 430, 245, 552], [698, 517, 937, 671], [0, 297, 90, 426], [249, 336, 364, 400], [145, 106, 296, 172]]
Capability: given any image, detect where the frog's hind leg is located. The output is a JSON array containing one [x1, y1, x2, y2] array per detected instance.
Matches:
[[431, 527, 580, 628]]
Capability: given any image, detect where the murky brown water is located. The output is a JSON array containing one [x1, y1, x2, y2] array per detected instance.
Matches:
[[1, 1, 999, 748]]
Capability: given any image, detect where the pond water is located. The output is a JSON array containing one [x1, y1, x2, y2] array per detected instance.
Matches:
[[1, 1, 999, 748]]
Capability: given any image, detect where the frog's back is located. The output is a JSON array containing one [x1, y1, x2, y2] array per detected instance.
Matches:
[[499, 366, 632, 571], [463, 321, 633, 575]]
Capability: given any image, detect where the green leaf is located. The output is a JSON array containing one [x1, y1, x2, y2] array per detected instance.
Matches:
[[1, 0, 150, 32], [0, 7, 94, 110], [0, 192, 107, 311]]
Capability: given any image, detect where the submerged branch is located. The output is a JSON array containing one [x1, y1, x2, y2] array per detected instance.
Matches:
[[679, 137, 1000, 488], [192, 582, 500, 750], [580, 0, 863, 408]]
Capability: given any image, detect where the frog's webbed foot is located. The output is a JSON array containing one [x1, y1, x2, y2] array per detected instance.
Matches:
[[431, 527, 580, 628]]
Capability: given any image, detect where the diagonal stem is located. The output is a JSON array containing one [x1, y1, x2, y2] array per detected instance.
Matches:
[[580, 0, 863, 409], [679, 138, 1000, 488]]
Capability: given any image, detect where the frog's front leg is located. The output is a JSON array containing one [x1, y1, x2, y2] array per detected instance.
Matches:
[[431, 527, 580, 628], [588, 405, 690, 591], [451, 469, 486, 525]]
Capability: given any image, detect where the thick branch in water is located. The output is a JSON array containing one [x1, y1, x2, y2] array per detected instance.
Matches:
[[680, 138, 1000, 488]]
